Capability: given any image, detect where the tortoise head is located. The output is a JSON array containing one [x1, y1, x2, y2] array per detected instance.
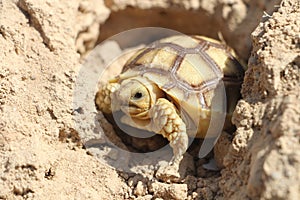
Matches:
[[116, 77, 164, 119]]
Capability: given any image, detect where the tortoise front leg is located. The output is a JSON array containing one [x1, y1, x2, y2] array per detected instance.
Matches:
[[95, 83, 120, 114], [121, 98, 189, 181], [149, 98, 188, 167], [121, 98, 188, 167]]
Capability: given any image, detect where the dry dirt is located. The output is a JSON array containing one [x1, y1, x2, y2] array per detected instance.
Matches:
[[0, 0, 299, 199]]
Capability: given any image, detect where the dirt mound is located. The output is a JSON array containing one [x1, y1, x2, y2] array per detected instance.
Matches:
[[0, 0, 299, 199]]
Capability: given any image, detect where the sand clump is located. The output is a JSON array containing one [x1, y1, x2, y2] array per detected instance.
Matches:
[[0, 0, 299, 199], [221, 2, 300, 199]]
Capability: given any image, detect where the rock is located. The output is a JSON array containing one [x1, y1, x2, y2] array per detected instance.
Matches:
[[213, 132, 232, 169], [135, 194, 153, 200], [220, 1, 300, 199], [195, 187, 214, 200], [155, 153, 195, 183], [149, 181, 188, 200], [133, 181, 147, 196]]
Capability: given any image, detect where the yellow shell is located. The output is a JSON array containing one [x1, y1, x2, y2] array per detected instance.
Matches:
[[115, 35, 245, 138]]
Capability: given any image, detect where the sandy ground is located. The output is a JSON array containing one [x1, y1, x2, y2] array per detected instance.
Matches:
[[0, 0, 299, 199]]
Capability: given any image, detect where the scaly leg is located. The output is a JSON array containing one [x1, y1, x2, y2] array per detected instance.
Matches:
[[150, 98, 188, 167], [121, 98, 188, 167], [95, 83, 120, 114]]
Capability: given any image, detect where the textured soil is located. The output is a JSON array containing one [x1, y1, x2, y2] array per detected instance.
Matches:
[[0, 0, 299, 199]]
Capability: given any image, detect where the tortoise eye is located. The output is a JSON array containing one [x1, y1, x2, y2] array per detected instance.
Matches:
[[133, 92, 143, 99]]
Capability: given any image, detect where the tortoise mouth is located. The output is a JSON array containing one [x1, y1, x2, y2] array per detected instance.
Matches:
[[121, 103, 150, 119], [121, 103, 146, 113]]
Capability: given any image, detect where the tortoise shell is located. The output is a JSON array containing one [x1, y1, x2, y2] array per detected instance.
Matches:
[[113, 35, 245, 138]]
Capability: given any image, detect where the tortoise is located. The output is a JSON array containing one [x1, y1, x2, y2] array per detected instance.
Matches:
[[95, 35, 245, 172]]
